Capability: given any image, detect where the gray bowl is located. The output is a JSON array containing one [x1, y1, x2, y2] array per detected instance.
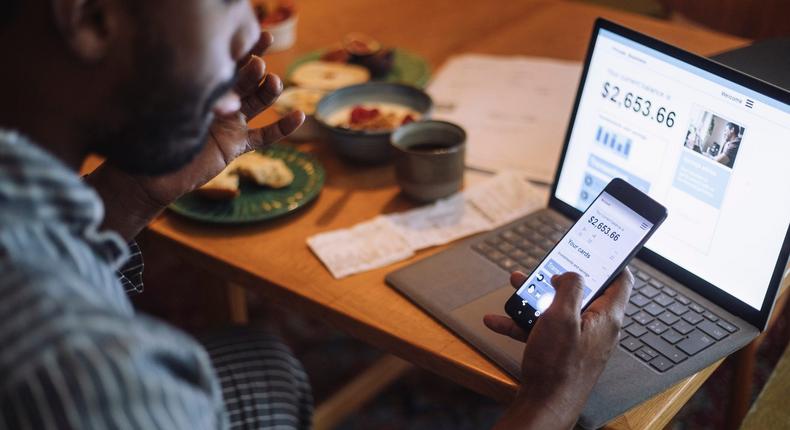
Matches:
[[315, 82, 433, 163]]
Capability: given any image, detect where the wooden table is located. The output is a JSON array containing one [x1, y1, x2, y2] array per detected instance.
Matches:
[[144, 1, 749, 428]]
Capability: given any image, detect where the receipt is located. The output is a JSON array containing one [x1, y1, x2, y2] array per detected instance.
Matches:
[[465, 171, 548, 225], [387, 194, 492, 250], [308, 172, 548, 279], [307, 216, 414, 279]]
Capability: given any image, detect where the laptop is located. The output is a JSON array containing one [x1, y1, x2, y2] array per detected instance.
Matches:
[[387, 19, 790, 429]]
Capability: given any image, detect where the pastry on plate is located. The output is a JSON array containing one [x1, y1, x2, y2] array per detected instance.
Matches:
[[196, 152, 294, 200], [197, 170, 241, 200], [233, 152, 295, 189]]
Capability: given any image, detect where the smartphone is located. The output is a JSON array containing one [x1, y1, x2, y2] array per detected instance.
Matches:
[[505, 178, 667, 334]]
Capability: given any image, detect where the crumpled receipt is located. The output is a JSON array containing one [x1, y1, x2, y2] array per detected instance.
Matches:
[[308, 171, 547, 279], [387, 194, 492, 250], [306, 216, 414, 279], [465, 171, 547, 225]]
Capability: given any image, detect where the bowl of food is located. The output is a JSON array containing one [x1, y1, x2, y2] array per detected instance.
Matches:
[[315, 82, 433, 163]]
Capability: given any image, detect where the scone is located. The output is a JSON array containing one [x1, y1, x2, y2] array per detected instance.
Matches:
[[196, 152, 294, 200], [233, 152, 294, 189], [197, 170, 240, 200]]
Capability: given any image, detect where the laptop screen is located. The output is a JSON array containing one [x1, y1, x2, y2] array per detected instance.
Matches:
[[553, 28, 790, 311]]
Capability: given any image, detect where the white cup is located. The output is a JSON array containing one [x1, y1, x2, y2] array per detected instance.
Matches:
[[263, 14, 298, 52]]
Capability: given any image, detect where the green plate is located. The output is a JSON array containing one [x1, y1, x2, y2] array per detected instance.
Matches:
[[286, 48, 431, 88], [169, 145, 325, 224]]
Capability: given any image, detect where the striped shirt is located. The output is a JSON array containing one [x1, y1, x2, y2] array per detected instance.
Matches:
[[0, 130, 229, 429]]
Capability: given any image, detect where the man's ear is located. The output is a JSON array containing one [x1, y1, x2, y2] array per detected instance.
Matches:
[[51, 0, 119, 62]]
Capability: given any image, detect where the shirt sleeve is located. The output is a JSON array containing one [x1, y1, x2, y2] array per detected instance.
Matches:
[[0, 267, 228, 429], [118, 241, 144, 295]]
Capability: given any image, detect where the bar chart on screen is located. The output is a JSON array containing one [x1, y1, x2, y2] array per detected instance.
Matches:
[[595, 126, 632, 158]]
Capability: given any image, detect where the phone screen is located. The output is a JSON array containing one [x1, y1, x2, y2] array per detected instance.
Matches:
[[515, 191, 655, 315]]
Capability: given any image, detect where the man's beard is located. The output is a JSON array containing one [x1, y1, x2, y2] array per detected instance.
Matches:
[[87, 31, 237, 176]]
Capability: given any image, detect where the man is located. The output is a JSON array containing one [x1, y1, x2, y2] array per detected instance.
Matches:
[[714, 122, 742, 168], [0, 0, 632, 429]]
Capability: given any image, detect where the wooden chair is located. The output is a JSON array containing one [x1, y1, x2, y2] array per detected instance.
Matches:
[[727, 266, 790, 430], [738, 342, 790, 429]]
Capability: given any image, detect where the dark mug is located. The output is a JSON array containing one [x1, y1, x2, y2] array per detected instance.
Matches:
[[391, 120, 466, 202]]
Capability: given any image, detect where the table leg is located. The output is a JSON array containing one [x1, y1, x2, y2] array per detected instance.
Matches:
[[313, 354, 414, 430], [727, 340, 758, 430], [226, 283, 250, 324]]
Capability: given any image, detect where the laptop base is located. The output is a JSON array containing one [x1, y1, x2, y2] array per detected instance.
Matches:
[[386, 208, 759, 428]]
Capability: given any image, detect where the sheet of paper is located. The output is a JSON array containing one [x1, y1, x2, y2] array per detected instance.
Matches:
[[307, 216, 414, 279], [428, 54, 582, 183], [386, 194, 492, 250], [465, 170, 548, 225]]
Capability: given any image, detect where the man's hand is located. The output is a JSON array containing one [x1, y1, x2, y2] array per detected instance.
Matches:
[[87, 32, 304, 240], [485, 270, 633, 430], [131, 33, 304, 207]]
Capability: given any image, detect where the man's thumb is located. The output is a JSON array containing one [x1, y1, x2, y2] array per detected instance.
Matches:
[[548, 272, 586, 318]]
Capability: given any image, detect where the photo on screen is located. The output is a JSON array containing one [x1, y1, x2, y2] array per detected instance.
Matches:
[[683, 107, 745, 169]]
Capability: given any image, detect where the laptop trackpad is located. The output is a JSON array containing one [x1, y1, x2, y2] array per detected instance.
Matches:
[[449, 286, 524, 379]]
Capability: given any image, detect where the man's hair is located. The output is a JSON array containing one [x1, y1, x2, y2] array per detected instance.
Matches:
[[726, 122, 742, 137]]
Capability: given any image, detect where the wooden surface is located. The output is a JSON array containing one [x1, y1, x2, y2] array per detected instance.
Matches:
[[142, 1, 749, 429]]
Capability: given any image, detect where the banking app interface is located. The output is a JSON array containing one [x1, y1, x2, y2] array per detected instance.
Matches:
[[555, 29, 790, 310], [516, 192, 653, 313]]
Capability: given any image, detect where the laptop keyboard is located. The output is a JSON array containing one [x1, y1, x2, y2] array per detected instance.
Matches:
[[619, 270, 738, 372], [471, 213, 566, 275], [470, 212, 739, 373]]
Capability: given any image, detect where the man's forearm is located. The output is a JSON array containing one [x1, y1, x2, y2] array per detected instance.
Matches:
[[493, 388, 585, 430], [494, 404, 572, 430], [85, 163, 165, 241]]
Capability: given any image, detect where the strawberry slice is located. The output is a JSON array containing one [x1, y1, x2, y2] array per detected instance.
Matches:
[[401, 114, 415, 126], [350, 106, 381, 125]]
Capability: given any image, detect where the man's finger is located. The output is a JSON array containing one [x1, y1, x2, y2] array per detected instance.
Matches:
[[241, 73, 283, 119], [483, 314, 528, 343], [547, 272, 585, 319], [585, 268, 633, 321], [510, 271, 528, 289], [235, 56, 266, 97], [248, 111, 305, 149], [237, 32, 273, 69]]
